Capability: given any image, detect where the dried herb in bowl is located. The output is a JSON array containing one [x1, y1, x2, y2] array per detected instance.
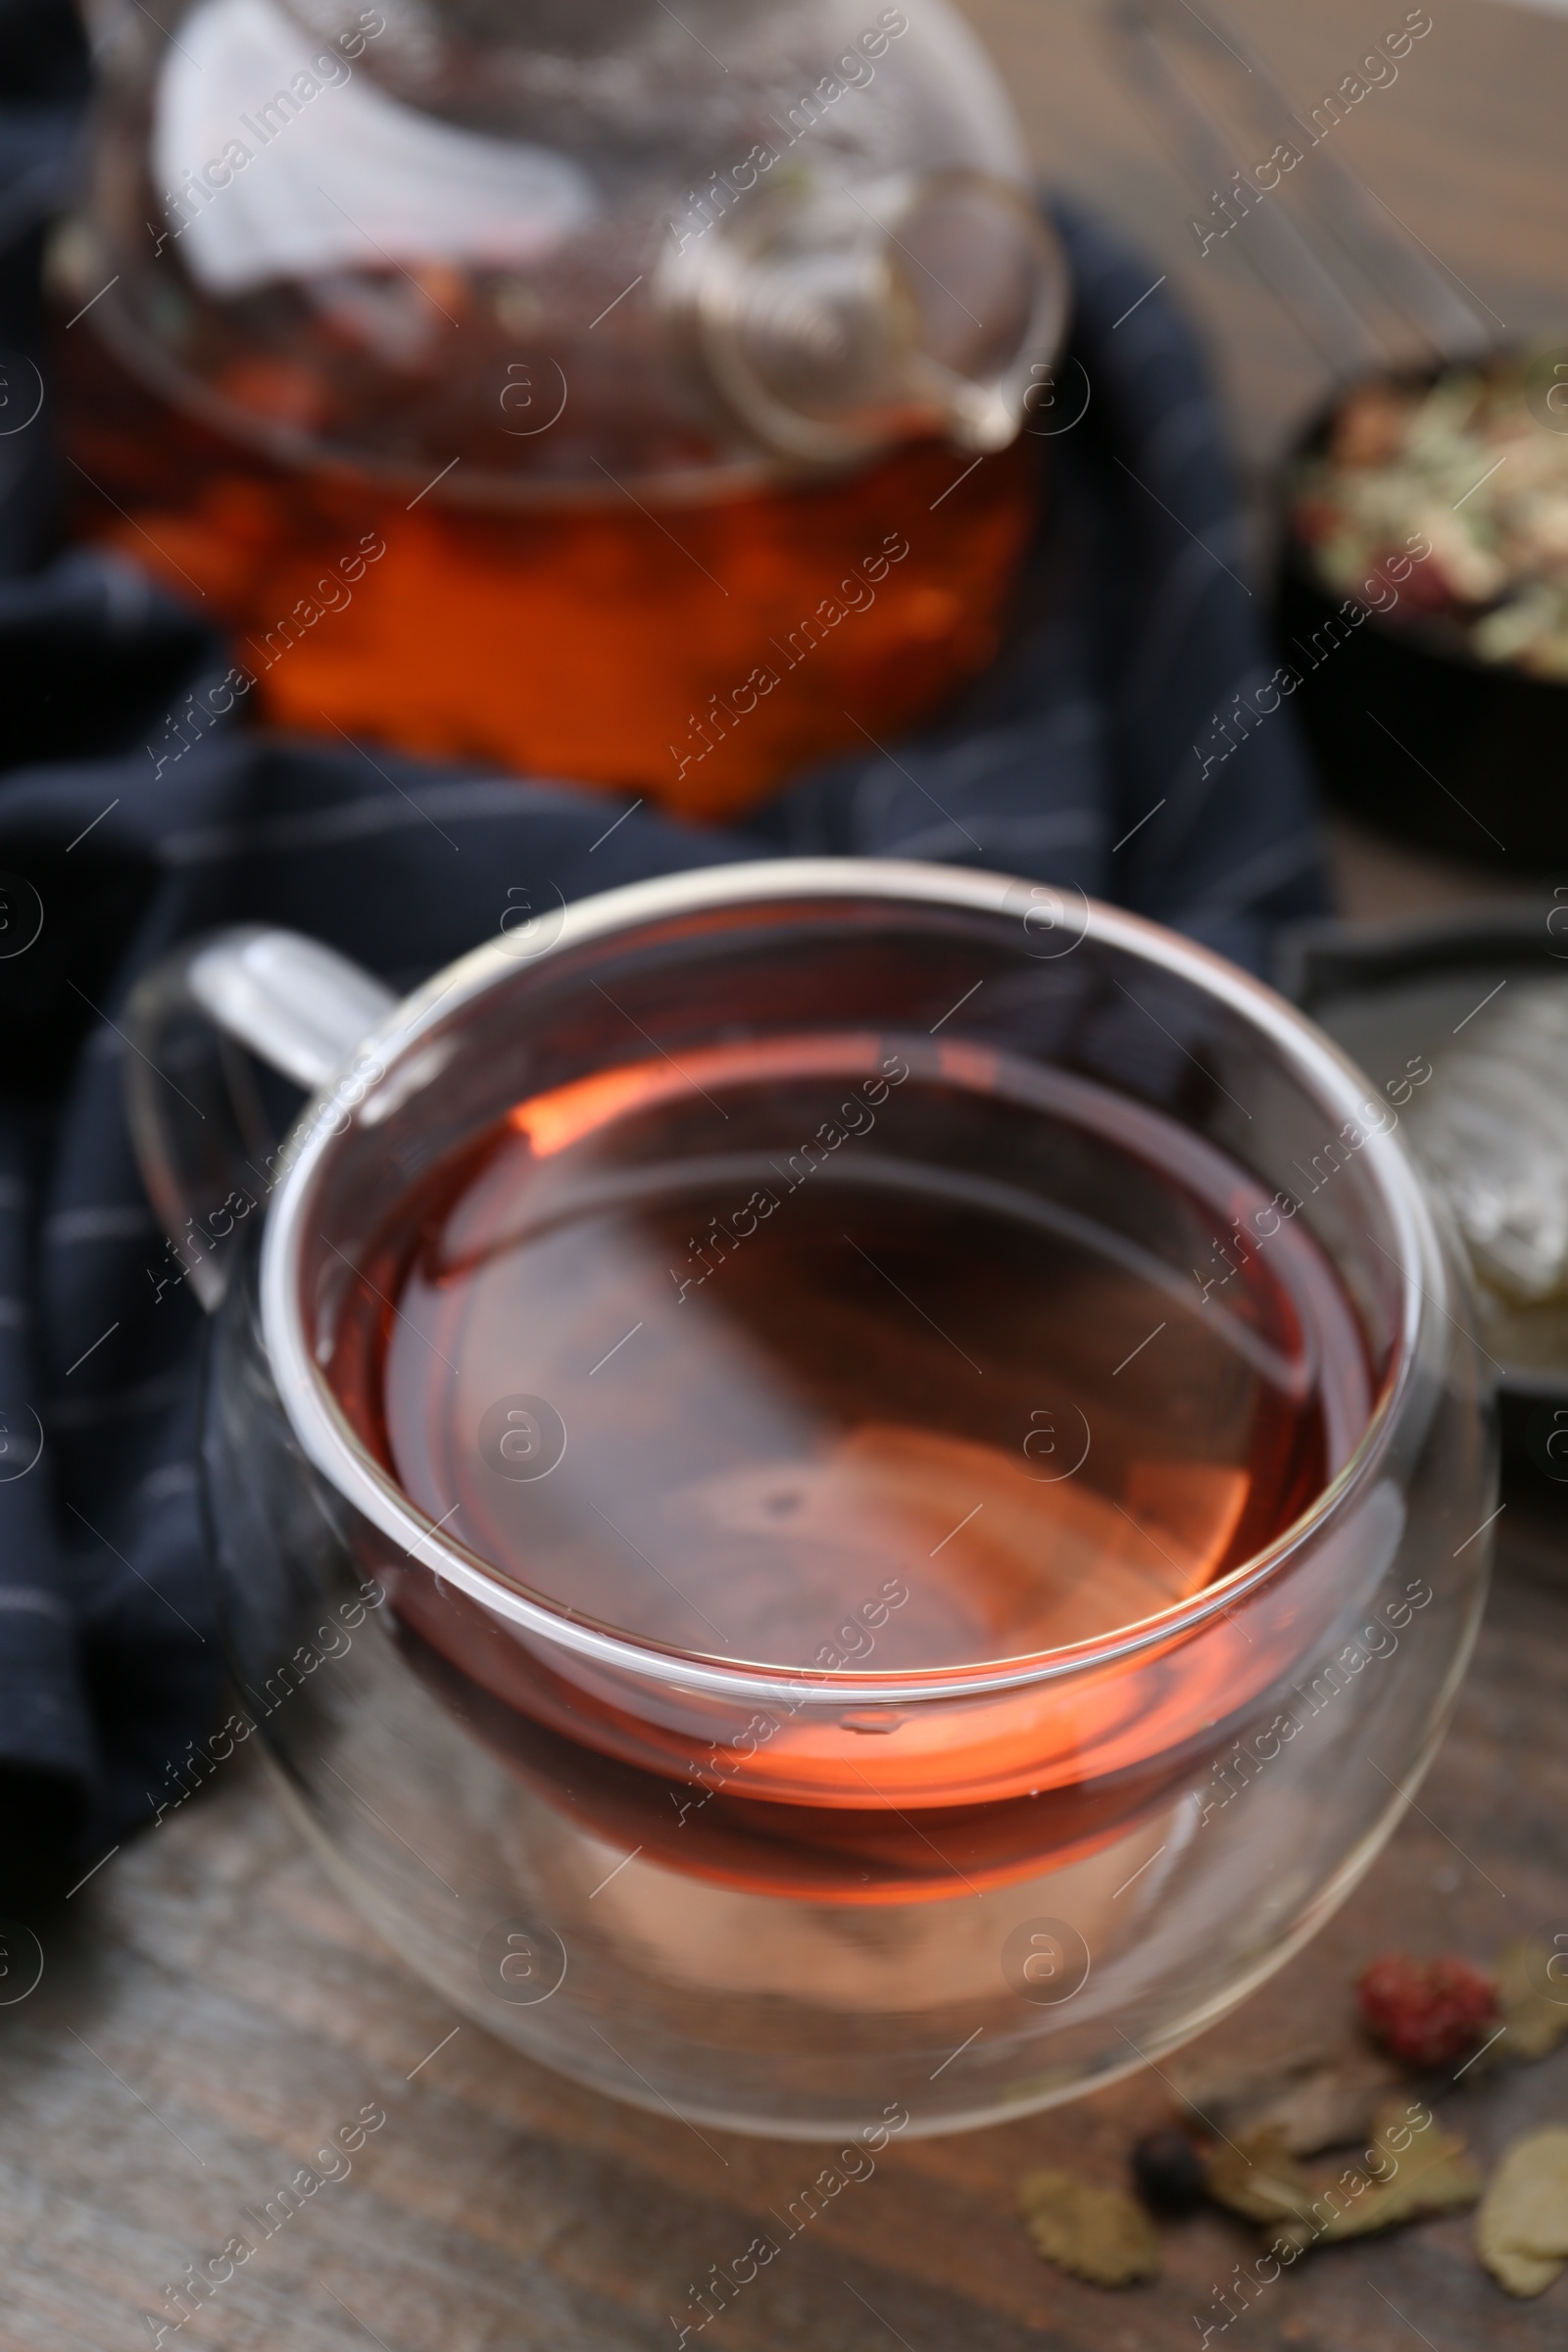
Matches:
[[1290, 348, 1568, 678]]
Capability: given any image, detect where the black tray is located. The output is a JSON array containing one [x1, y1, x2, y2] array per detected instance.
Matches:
[[1275, 901, 1568, 1479]]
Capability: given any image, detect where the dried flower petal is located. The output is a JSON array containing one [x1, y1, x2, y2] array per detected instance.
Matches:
[[1018, 2170, 1160, 2286], [1478, 2129, 1568, 2297]]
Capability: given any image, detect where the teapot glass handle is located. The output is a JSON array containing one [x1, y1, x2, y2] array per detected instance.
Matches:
[[122, 926, 396, 1310], [662, 168, 1069, 465]]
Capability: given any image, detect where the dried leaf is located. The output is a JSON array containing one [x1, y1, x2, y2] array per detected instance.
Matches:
[[1206, 2104, 1480, 2254], [1168, 2041, 1404, 2155], [1290, 2121, 1480, 2249], [1495, 1942, 1568, 2065], [1504, 2137, 1568, 2258], [1487, 2248, 1564, 2299], [1018, 2170, 1160, 2286], [1478, 2129, 1568, 2297], [1204, 2131, 1319, 2229]]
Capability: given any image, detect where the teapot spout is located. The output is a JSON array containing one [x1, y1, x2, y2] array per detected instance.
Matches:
[[928, 372, 1030, 455]]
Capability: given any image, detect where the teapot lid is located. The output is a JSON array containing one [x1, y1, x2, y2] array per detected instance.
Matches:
[[74, 0, 1069, 498]]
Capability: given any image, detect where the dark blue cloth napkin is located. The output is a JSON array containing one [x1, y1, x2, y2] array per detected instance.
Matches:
[[0, 1, 1327, 1893]]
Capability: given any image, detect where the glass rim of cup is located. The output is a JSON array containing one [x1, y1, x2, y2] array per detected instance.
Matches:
[[259, 857, 1445, 1707]]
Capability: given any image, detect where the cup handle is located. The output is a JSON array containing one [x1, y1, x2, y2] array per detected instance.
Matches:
[[122, 926, 397, 1310]]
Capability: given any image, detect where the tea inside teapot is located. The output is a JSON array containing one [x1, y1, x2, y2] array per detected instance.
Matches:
[[57, 0, 1068, 807]]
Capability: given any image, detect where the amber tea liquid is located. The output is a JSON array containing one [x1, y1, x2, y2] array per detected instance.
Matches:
[[323, 1034, 1373, 1887], [59, 319, 1037, 818]]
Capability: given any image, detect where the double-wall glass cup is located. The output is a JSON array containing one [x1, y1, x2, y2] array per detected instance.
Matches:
[[123, 859, 1494, 2137]]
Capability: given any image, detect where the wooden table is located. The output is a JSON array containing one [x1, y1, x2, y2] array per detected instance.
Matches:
[[2, 1492, 1565, 2352], [9, 5, 1568, 2346], [966, 0, 1568, 483]]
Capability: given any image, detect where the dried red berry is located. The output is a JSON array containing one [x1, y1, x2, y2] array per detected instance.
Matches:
[[1356, 1952, 1498, 2069]]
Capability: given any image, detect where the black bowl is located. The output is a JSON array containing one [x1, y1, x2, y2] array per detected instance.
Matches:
[[1274, 367, 1568, 877]]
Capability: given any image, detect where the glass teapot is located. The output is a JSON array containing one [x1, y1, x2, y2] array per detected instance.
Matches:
[[56, 0, 1068, 811]]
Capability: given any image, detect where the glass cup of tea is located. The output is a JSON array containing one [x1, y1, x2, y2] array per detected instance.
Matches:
[[123, 858, 1494, 2137]]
